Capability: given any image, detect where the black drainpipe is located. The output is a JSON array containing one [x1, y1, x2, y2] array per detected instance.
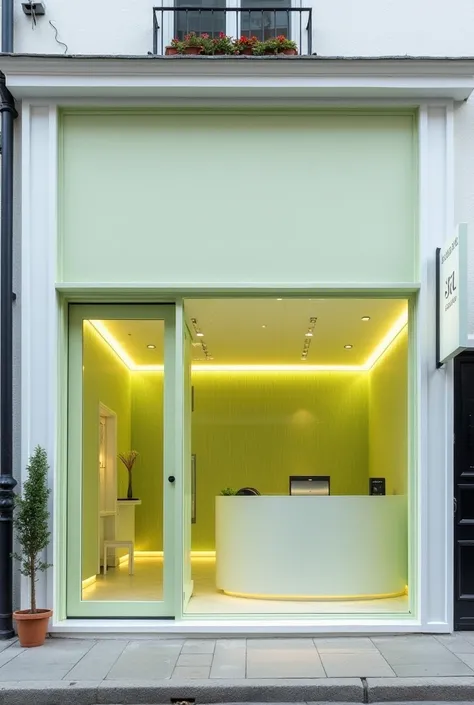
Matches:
[[0, 0, 18, 640]]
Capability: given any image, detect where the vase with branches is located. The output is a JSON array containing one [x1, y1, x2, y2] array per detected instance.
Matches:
[[12, 446, 52, 647], [119, 450, 139, 499]]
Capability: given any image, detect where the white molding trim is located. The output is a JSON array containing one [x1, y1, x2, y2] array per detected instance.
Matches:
[[417, 103, 455, 631], [2, 57, 474, 100], [20, 103, 59, 613]]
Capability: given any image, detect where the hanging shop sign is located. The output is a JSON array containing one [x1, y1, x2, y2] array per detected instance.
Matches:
[[436, 224, 470, 366]]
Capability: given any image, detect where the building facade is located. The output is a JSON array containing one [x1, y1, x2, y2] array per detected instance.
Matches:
[[2, 0, 474, 636]]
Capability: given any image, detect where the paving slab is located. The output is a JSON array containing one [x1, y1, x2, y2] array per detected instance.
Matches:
[[366, 676, 474, 701], [314, 638, 378, 653], [106, 640, 182, 681], [210, 639, 246, 679], [182, 639, 216, 654], [66, 640, 129, 681], [246, 641, 325, 679], [319, 653, 395, 678], [0, 640, 96, 682], [435, 634, 474, 654]]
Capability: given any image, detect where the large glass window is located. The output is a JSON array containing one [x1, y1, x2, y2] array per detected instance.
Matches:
[[183, 297, 411, 618]]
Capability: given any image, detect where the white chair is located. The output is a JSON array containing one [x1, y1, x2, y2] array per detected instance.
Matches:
[[103, 540, 134, 575]]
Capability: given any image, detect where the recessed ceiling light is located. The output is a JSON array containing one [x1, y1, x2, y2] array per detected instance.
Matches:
[[277, 298, 283, 301], [344, 344, 353, 350], [361, 316, 371, 322], [147, 344, 156, 349], [305, 332, 313, 337], [196, 332, 204, 337], [262, 325, 267, 329]]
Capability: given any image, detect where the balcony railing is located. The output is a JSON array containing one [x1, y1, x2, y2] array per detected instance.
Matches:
[[152, 6, 313, 56]]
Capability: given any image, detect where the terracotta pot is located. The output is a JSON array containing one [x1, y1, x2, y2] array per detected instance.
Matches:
[[14, 609, 52, 648], [283, 48, 297, 55], [241, 47, 254, 55], [264, 49, 276, 54], [165, 46, 179, 55], [183, 46, 202, 55]]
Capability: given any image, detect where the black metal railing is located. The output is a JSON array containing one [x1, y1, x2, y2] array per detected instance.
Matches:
[[152, 6, 312, 55]]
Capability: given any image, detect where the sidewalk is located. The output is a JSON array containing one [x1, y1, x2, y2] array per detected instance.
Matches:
[[2, 634, 474, 703]]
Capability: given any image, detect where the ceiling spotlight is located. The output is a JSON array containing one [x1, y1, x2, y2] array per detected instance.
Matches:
[[305, 332, 313, 337], [361, 316, 371, 322], [262, 325, 267, 329], [147, 344, 156, 349], [196, 332, 204, 337], [344, 344, 353, 350], [277, 298, 283, 301]]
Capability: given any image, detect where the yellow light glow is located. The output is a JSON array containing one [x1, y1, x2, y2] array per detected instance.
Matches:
[[192, 364, 362, 372], [222, 589, 407, 601], [363, 310, 408, 370], [88, 309, 408, 373], [89, 320, 137, 370]]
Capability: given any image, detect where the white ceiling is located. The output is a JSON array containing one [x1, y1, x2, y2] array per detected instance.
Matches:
[[94, 298, 407, 367]]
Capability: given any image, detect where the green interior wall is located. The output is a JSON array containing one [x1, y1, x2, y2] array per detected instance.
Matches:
[[131, 374, 164, 551], [81, 322, 131, 581], [190, 372, 369, 551], [368, 327, 408, 496]]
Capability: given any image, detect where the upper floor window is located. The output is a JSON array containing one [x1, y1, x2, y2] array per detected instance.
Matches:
[[174, 0, 291, 41]]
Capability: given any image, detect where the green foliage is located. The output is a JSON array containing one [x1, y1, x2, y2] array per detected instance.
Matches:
[[220, 487, 237, 495], [12, 446, 52, 613]]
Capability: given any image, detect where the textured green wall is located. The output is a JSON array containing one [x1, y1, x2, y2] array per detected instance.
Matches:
[[82, 322, 131, 581], [191, 372, 369, 550], [368, 327, 408, 496], [131, 374, 164, 551]]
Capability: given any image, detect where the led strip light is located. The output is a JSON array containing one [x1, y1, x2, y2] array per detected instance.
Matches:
[[89, 310, 408, 373]]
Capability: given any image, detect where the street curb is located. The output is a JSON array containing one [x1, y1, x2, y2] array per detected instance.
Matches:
[[366, 677, 474, 702], [3, 677, 474, 705], [0, 678, 363, 705]]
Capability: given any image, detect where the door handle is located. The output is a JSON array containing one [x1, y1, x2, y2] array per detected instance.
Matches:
[[168, 475, 176, 484], [454, 497, 458, 515]]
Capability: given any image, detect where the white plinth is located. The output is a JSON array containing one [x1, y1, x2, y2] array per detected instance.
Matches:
[[215, 496, 407, 600]]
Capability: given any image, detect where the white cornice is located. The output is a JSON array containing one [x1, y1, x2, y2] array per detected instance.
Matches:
[[1, 55, 474, 100]]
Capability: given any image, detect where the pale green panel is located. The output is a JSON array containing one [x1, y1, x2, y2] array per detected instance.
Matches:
[[368, 327, 408, 495], [60, 111, 416, 285], [82, 322, 131, 581], [131, 373, 164, 551], [191, 371, 369, 551]]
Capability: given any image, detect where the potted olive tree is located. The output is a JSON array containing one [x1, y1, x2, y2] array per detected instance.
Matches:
[[12, 446, 52, 647]]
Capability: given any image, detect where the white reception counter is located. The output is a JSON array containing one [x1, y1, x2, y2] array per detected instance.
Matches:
[[215, 496, 407, 600]]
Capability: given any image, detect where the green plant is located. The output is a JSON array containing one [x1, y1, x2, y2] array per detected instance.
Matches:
[[170, 37, 185, 52], [182, 32, 209, 50], [220, 487, 237, 495], [234, 35, 258, 53], [208, 32, 236, 54], [12, 446, 51, 614], [263, 35, 297, 53]]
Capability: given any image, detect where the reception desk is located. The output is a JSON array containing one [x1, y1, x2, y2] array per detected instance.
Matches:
[[215, 496, 407, 600]]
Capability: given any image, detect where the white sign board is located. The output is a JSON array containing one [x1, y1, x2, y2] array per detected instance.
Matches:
[[439, 223, 469, 363]]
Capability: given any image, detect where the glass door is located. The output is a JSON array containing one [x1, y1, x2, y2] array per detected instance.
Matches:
[[66, 304, 176, 618]]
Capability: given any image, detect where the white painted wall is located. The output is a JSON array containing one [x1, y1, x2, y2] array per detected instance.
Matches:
[[2, 0, 474, 57], [454, 97, 474, 338]]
